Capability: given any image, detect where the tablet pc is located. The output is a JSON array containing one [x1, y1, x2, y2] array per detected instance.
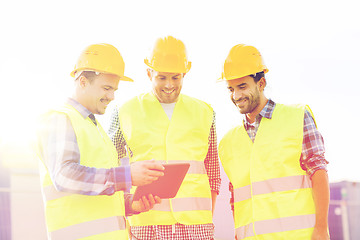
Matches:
[[133, 163, 190, 201]]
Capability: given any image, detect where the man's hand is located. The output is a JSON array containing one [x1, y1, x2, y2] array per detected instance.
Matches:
[[130, 160, 164, 186], [311, 226, 330, 240], [131, 194, 161, 213]]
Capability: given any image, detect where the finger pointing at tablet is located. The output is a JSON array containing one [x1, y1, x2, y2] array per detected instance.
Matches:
[[130, 160, 165, 186]]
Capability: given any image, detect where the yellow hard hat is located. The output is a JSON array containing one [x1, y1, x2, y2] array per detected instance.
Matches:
[[144, 36, 191, 73], [70, 43, 133, 82], [218, 44, 268, 82]]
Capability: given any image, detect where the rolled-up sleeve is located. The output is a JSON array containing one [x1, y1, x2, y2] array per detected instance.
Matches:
[[300, 109, 329, 178], [37, 112, 131, 196]]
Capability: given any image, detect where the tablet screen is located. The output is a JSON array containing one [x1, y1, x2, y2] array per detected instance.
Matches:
[[133, 162, 190, 201]]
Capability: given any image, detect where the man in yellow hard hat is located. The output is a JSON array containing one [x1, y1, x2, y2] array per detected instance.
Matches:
[[218, 44, 330, 240], [109, 36, 221, 240], [36, 43, 165, 239]]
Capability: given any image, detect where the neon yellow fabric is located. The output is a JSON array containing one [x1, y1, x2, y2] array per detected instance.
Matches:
[[118, 92, 213, 226], [38, 104, 127, 239], [219, 104, 316, 239]]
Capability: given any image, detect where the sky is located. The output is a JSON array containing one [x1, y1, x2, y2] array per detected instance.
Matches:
[[1, 0, 360, 182]]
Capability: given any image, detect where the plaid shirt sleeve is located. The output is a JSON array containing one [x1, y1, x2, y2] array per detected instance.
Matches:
[[204, 111, 221, 195], [37, 112, 131, 196], [300, 108, 328, 177]]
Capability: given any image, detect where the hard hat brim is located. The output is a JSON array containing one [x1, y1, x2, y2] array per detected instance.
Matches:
[[70, 70, 77, 78], [119, 76, 134, 82], [144, 59, 191, 73], [216, 68, 269, 83], [70, 69, 134, 82]]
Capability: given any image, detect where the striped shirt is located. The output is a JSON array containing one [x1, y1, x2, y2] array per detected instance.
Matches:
[[229, 99, 328, 211], [108, 104, 221, 240], [36, 98, 131, 197]]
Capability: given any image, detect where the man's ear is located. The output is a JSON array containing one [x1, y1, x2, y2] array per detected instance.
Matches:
[[78, 75, 88, 88], [258, 77, 267, 91], [147, 68, 152, 81]]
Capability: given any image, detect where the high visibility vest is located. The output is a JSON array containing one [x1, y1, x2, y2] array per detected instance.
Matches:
[[219, 104, 316, 240], [37, 104, 127, 240], [118, 92, 213, 226]]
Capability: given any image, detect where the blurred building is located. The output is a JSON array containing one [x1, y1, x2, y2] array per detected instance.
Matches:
[[0, 157, 11, 239], [329, 181, 360, 240], [0, 140, 47, 240]]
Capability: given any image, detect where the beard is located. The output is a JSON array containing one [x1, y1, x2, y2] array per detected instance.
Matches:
[[232, 88, 261, 114]]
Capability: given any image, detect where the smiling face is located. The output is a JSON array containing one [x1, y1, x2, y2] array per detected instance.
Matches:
[[77, 73, 120, 115], [226, 75, 265, 116], [148, 69, 184, 103]]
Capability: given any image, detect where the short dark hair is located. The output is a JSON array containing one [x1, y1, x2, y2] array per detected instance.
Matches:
[[249, 71, 265, 83]]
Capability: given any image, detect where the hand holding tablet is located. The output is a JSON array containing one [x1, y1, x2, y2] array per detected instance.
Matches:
[[131, 194, 162, 213]]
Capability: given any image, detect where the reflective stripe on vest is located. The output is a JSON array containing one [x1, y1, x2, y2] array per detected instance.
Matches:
[[119, 93, 213, 226], [234, 175, 312, 203], [236, 214, 315, 239], [151, 198, 212, 212], [219, 104, 316, 239], [50, 216, 126, 240], [160, 160, 206, 174]]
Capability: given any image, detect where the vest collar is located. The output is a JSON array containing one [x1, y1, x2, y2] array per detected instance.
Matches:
[[243, 99, 276, 127]]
